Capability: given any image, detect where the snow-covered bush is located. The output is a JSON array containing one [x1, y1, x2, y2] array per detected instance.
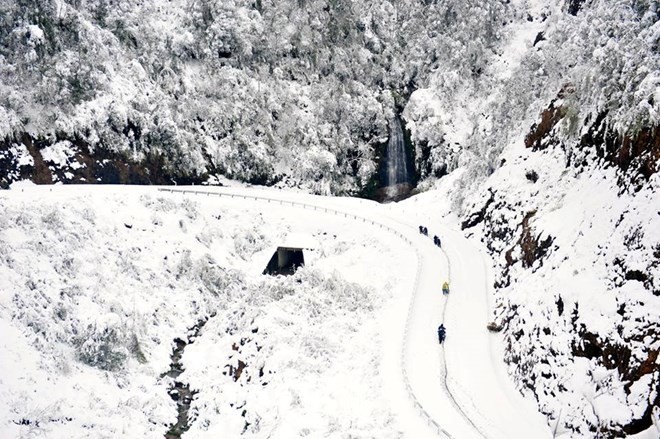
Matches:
[[182, 266, 389, 437], [233, 224, 269, 261], [0, 191, 251, 436], [76, 319, 130, 372]]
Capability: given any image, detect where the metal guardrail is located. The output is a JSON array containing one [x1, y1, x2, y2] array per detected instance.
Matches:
[[159, 187, 487, 438]]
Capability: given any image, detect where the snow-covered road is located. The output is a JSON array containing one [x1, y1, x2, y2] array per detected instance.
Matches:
[[161, 186, 551, 438], [441, 227, 552, 439]]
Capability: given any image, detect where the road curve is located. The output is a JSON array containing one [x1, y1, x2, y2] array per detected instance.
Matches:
[[159, 187, 550, 439]]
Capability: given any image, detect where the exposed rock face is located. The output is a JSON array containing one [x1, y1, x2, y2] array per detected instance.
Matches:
[[1, 133, 207, 187], [524, 98, 567, 151], [503, 210, 554, 278], [567, 0, 587, 16], [578, 114, 660, 190]]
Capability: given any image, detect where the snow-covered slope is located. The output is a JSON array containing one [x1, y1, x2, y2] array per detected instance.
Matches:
[[1, 172, 657, 438], [0, 185, 416, 437], [1, 183, 563, 438], [399, 148, 659, 437], [459, 145, 660, 437]]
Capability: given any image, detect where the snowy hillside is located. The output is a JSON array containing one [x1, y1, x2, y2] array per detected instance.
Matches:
[[2, 1, 655, 195], [402, 1, 660, 435], [480, 152, 659, 437], [2, 181, 656, 438], [0, 185, 418, 437]]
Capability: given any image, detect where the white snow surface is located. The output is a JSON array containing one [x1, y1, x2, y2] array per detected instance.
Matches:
[[0, 184, 553, 438], [432, 129, 659, 437]]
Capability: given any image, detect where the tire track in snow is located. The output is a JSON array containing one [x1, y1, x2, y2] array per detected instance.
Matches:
[[435, 238, 491, 439], [375, 210, 497, 438], [158, 187, 489, 438]]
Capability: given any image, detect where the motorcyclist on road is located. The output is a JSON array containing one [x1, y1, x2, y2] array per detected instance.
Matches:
[[442, 281, 450, 295], [437, 324, 446, 343]]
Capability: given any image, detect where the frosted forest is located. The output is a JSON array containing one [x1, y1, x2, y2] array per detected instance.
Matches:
[[0, 0, 655, 194]]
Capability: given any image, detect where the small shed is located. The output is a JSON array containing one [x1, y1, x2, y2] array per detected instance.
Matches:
[[262, 233, 316, 276]]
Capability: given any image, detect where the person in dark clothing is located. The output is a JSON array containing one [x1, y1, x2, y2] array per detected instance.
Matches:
[[437, 324, 446, 343], [419, 225, 424, 234], [423, 227, 428, 236]]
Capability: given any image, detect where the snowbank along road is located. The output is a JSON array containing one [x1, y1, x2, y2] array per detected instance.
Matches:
[[160, 187, 551, 438]]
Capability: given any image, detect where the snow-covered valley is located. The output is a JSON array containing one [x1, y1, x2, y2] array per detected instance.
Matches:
[[1, 0, 659, 437], [3, 180, 657, 438]]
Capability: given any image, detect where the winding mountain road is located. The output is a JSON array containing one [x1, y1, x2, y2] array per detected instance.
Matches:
[[160, 186, 551, 438]]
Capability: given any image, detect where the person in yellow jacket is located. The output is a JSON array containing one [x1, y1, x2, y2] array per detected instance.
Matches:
[[442, 281, 449, 295]]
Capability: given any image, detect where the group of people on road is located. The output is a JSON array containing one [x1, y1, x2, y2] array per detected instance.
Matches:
[[419, 224, 442, 248], [419, 225, 450, 344]]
